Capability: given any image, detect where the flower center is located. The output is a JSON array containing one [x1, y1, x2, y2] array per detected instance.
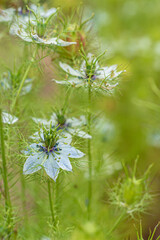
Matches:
[[40, 126, 60, 152], [85, 64, 96, 81], [18, 7, 30, 16], [57, 114, 66, 126], [38, 143, 61, 153], [37, 20, 46, 38]]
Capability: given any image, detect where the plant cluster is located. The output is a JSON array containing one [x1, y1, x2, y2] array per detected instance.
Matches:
[[0, 1, 157, 239]]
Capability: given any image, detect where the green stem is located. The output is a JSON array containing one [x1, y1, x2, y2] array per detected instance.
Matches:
[[0, 109, 10, 210], [55, 177, 60, 215], [0, 109, 13, 237], [87, 82, 92, 220], [107, 212, 125, 236], [48, 180, 56, 227], [11, 46, 38, 110], [20, 171, 28, 222]]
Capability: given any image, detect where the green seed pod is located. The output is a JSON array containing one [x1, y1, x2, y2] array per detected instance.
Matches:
[[37, 21, 46, 38], [110, 160, 152, 216], [122, 178, 144, 205]]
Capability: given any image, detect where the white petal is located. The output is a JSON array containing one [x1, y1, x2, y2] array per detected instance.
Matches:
[[53, 80, 70, 85], [22, 143, 39, 155], [2, 112, 18, 124], [59, 62, 82, 77], [98, 65, 124, 80], [55, 154, 72, 171], [58, 132, 72, 145], [66, 78, 84, 86], [112, 70, 124, 78], [50, 113, 57, 124], [31, 5, 57, 18], [55, 38, 76, 46], [104, 65, 118, 75], [41, 8, 57, 18], [53, 78, 83, 86], [148, 130, 160, 147], [30, 130, 45, 141], [58, 144, 85, 158], [69, 128, 92, 139], [23, 152, 46, 174], [21, 83, 32, 95], [43, 153, 59, 181], [0, 8, 15, 22], [66, 116, 85, 128], [34, 37, 76, 46], [32, 117, 51, 126], [16, 29, 33, 42], [31, 34, 45, 43]]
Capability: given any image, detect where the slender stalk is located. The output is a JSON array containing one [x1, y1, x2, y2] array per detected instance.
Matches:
[[0, 109, 10, 210], [48, 180, 56, 227], [87, 80, 92, 220], [0, 109, 13, 238], [11, 46, 38, 110], [107, 212, 125, 236], [55, 176, 60, 215], [20, 171, 28, 222]]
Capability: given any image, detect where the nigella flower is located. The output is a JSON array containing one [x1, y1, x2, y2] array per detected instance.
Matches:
[[2, 112, 18, 124], [10, 6, 76, 47], [29, 5, 57, 19], [54, 53, 125, 94], [23, 126, 85, 181], [94, 114, 116, 142], [11, 5, 57, 27], [0, 8, 15, 22], [0, 71, 32, 95], [147, 128, 160, 148], [32, 111, 91, 139], [0, 4, 56, 24]]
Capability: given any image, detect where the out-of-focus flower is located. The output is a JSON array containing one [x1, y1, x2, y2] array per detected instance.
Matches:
[[2, 112, 18, 124], [94, 115, 116, 142], [79, 153, 121, 179], [23, 126, 85, 181], [0, 8, 15, 22], [32, 111, 91, 139], [40, 236, 51, 240], [10, 6, 76, 47], [0, 71, 32, 95], [147, 128, 160, 148], [0, 5, 56, 24], [54, 53, 124, 94]]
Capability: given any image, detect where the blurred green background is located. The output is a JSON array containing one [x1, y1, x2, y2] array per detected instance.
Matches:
[[1, 0, 160, 239]]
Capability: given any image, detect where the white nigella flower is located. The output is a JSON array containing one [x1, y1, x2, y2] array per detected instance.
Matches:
[[2, 112, 18, 124], [30, 5, 57, 19], [10, 6, 76, 47], [0, 5, 56, 25], [0, 71, 32, 95], [95, 115, 116, 142], [23, 126, 85, 181], [40, 236, 51, 240], [79, 153, 121, 178], [147, 129, 160, 148], [32, 112, 91, 139], [11, 5, 57, 27], [54, 53, 125, 94], [0, 8, 15, 22]]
